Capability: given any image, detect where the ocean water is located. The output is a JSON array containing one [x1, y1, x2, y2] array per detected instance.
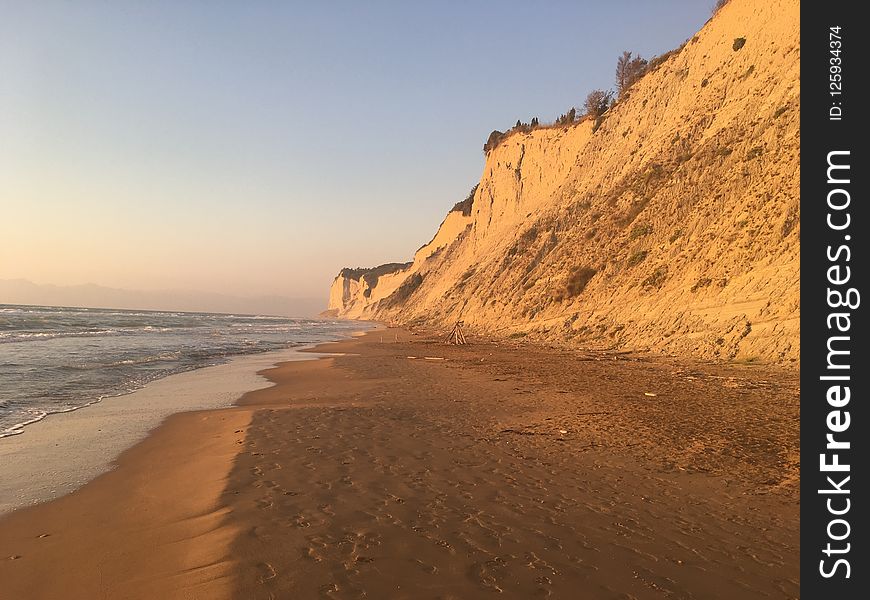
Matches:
[[0, 304, 363, 438]]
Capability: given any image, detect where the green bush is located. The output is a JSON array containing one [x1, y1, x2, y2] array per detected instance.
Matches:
[[746, 146, 764, 160], [642, 266, 668, 288], [627, 250, 648, 267], [629, 223, 653, 239]]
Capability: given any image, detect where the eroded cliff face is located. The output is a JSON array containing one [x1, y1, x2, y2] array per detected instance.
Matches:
[[326, 263, 413, 319], [329, 0, 799, 365]]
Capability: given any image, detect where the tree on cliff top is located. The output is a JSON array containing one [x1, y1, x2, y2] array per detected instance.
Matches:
[[584, 89, 613, 119], [555, 107, 577, 127], [616, 51, 648, 98], [483, 130, 505, 154]]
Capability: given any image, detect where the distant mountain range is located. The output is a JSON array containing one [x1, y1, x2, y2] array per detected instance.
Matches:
[[0, 279, 326, 318]]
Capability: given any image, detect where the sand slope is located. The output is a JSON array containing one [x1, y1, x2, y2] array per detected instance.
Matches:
[[329, 0, 799, 365]]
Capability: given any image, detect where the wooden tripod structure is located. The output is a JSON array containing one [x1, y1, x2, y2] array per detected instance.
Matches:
[[446, 320, 467, 345]]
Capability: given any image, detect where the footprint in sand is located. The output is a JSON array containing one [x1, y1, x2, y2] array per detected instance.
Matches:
[[256, 562, 277, 583], [303, 536, 329, 561], [525, 551, 559, 575], [291, 514, 311, 528], [255, 497, 275, 510]]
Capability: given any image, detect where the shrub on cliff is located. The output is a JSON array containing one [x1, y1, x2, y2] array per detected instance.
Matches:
[[451, 184, 478, 216], [616, 51, 648, 98], [339, 267, 370, 281], [483, 130, 505, 154], [584, 89, 613, 119], [646, 42, 688, 74], [629, 222, 653, 240], [555, 107, 577, 127], [340, 263, 411, 286], [361, 262, 412, 288], [642, 266, 668, 289], [627, 250, 648, 267]]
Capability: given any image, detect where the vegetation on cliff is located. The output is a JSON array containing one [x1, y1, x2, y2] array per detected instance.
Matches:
[[339, 263, 412, 289], [329, 0, 799, 365]]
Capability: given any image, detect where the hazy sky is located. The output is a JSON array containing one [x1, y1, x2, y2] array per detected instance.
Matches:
[[1, 1, 711, 304]]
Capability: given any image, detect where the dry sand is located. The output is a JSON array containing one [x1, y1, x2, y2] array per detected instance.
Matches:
[[0, 328, 798, 599]]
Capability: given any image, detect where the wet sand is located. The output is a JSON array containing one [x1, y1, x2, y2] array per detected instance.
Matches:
[[0, 348, 324, 515], [0, 328, 799, 599]]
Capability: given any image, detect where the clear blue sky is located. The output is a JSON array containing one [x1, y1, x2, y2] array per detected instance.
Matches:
[[1, 1, 712, 302]]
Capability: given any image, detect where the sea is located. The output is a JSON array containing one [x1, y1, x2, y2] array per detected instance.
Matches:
[[0, 304, 363, 438]]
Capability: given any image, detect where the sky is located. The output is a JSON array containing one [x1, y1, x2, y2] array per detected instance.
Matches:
[[1, 1, 712, 310]]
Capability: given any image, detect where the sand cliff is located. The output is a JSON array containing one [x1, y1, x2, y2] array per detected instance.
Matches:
[[329, 0, 799, 365]]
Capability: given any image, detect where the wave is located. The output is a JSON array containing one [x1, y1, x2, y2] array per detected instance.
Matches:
[[0, 396, 110, 439], [0, 326, 179, 343], [103, 352, 183, 367], [0, 309, 365, 439]]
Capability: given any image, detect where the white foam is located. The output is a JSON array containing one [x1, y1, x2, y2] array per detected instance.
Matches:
[[0, 346, 329, 515]]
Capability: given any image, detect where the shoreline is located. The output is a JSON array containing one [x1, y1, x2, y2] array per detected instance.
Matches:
[[0, 334, 363, 600], [0, 327, 798, 599], [0, 331, 366, 515]]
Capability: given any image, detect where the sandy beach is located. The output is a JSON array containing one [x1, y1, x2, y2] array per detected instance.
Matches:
[[0, 328, 799, 599], [0, 348, 334, 515]]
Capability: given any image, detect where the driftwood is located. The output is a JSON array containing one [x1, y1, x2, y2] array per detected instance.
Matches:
[[445, 321, 467, 345]]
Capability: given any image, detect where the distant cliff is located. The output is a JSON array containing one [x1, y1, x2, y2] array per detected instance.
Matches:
[[328, 0, 799, 365]]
